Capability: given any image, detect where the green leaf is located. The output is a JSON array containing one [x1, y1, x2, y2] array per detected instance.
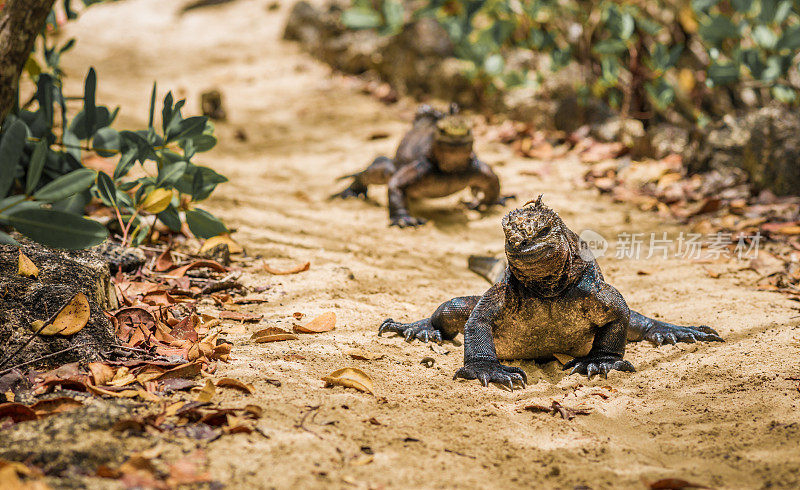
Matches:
[[593, 39, 628, 55], [162, 92, 174, 135], [706, 61, 740, 86], [62, 129, 82, 162], [698, 15, 739, 47], [342, 7, 383, 29], [0, 230, 19, 247], [170, 116, 207, 142], [96, 171, 118, 207], [25, 139, 48, 195], [186, 208, 227, 239], [382, 0, 404, 31], [114, 146, 138, 180], [92, 127, 121, 157], [83, 67, 97, 139], [776, 25, 800, 51], [772, 84, 797, 103], [691, 0, 720, 13], [0, 119, 28, 198], [157, 204, 182, 232], [148, 82, 157, 128], [32, 168, 96, 203], [6, 208, 108, 249], [157, 160, 187, 186]]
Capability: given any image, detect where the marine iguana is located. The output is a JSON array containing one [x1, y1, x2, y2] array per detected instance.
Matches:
[[379, 197, 722, 389], [333, 104, 513, 227]]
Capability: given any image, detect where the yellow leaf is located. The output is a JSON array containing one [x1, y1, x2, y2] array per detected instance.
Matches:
[[24, 55, 42, 79], [88, 362, 115, 386], [141, 188, 173, 214], [28, 293, 90, 336], [678, 7, 698, 34], [215, 377, 255, 394], [18, 252, 39, 278], [200, 235, 244, 254], [193, 379, 215, 403], [322, 367, 374, 395], [677, 68, 696, 94]]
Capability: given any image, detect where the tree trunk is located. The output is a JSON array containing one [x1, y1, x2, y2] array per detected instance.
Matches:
[[0, 0, 57, 123]]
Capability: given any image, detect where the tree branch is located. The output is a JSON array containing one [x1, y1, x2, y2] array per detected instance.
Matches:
[[0, 0, 58, 123]]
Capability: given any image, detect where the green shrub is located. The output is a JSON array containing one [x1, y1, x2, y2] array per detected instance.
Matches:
[[343, 0, 800, 126], [0, 1, 228, 249]]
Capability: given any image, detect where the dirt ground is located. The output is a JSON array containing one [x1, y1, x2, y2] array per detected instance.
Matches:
[[46, 0, 800, 488]]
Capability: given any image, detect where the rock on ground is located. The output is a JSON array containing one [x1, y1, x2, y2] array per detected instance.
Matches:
[[0, 240, 118, 371]]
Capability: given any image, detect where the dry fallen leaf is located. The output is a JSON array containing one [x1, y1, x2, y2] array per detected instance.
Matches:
[[29, 293, 90, 336], [263, 261, 310, 275], [154, 249, 175, 272], [200, 235, 244, 254], [218, 310, 263, 323], [29, 397, 82, 417], [294, 312, 335, 333], [524, 400, 591, 420], [168, 260, 228, 278], [251, 327, 298, 343], [0, 403, 38, 423], [193, 379, 216, 403], [646, 478, 710, 489], [322, 367, 374, 394], [17, 252, 39, 278], [215, 378, 255, 394], [87, 362, 115, 386]]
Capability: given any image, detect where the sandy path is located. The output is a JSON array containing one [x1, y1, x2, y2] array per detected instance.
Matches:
[[59, 1, 800, 488]]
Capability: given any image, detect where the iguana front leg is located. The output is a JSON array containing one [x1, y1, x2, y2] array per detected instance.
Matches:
[[564, 285, 635, 379], [464, 158, 515, 210], [453, 284, 527, 390], [387, 159, 431, 228]]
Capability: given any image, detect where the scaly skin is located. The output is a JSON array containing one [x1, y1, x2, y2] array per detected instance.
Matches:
[[332, 104, 513, 227], [379, 197, 723, 390]]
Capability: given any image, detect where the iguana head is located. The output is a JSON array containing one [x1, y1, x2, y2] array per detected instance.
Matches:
[[432, 114, 474, 172], [501, 196, 587, 295]]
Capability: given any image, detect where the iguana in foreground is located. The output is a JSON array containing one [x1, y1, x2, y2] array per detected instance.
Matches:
[[379, 197, 722, 389], [333, 104, 512, 227]]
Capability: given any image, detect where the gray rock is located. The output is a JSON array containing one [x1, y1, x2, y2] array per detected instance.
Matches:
[[0, 239, 118, 371], [684, 104, 800, 195]]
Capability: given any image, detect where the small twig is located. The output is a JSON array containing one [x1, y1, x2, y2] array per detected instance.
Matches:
[[294, 405, 324, 440], [0, 344, 88, 376], [0, 297, 74, 370]]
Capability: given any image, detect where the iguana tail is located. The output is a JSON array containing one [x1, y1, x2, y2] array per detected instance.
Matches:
[[467, 255, 507, 284]]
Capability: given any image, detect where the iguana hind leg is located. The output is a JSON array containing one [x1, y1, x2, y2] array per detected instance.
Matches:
[[332, 156, 396, 199], [628, 310, 723, 345], [379, 296, 480, 343]]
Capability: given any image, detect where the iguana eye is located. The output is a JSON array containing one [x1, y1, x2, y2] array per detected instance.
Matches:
[[535, 225, 551, 238]]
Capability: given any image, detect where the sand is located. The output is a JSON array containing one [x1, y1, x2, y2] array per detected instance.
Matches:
[[55, 0, 800, 488]]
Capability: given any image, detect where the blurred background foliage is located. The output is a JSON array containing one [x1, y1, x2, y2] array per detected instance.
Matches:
[[343, 0, 800, 127]]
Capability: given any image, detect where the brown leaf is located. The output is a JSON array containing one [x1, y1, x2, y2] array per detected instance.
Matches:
[[155, 361, 202, 381], [88, 362, 115, 386], [17, 252, 39, 278], [155, 249, 175, 272], [345, 348, 384, 361], [647, 478, 710, 489], [29, 293, 90, 336], [580, 141, 625, 163], [108, 367, 137, 387], [263, 261, 310, 275], [322, 367, 374, 394], [168, 260, 228, 278], [0, 403, 38, 423], [170, 315, 199, 341], [251, 326, 298, 343], [215, 378, 255, 394], [167, 451, 213, 487], [294, 312, 335, 333], [218, 310, 263, 323], [29, 397, 82, 417]]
